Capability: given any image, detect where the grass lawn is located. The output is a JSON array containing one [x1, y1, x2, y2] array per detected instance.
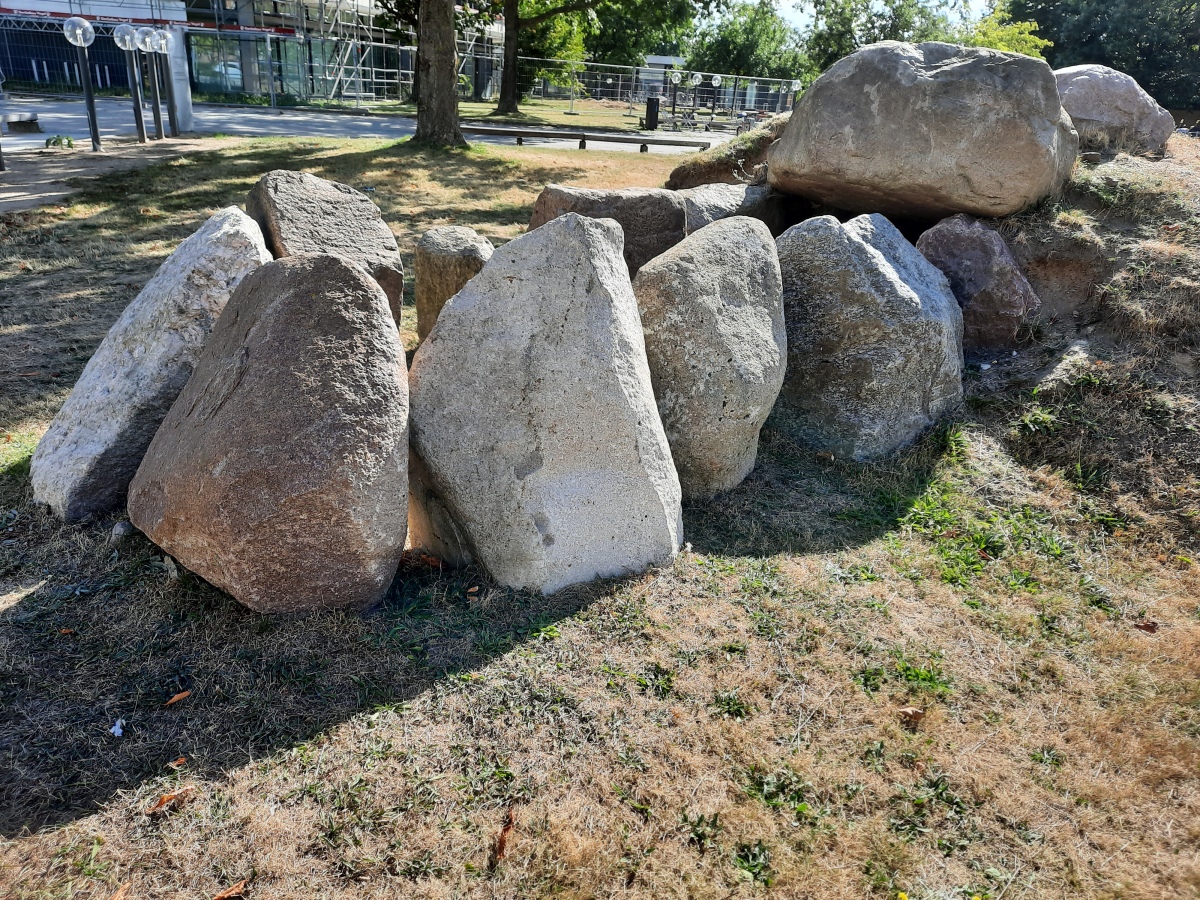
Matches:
[[0, 136, 1198, 899]]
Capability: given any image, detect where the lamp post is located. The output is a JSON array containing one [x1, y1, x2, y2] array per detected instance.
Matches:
[[136, 27, 165, 139], [690, 71, 701, 116], [113, 24, 147, 143], [670, 70, 680, 123], [155, 29, 180, 137], [63, 17, 102, 152], [711, 74, 722, 116]]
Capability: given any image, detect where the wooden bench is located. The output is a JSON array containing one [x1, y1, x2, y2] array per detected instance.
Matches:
[[1, 112, 41, 134], [460, 124, 710, 153]]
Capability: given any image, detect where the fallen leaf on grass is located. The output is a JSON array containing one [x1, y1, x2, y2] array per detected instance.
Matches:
[[168, 756, 186, 768], [488, 807, 517, 871], [1135, 621, 1160, 634], [146, 785, 195, 814], [898, 706, 926, 727], [109, 883, 132, 900], [163, 690, 191, 707], [58, 628, 74, 635], [212, 879, 248, 900]]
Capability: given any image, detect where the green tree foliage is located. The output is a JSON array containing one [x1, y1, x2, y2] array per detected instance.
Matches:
[[801, 0, 956, 74], [1011, 0, 1200, 107], [584, 0, 698, 66], [687, 1, 808, 79], [958, 1, 1052, 57]]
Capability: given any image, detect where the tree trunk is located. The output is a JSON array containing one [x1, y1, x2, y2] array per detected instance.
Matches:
[[497, 0, 520, 114], [414, 0, 467, 146]]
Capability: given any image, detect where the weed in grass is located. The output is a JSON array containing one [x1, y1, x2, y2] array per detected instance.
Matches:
[[680, 810, 722, 852], [1030, 747, 1066, 769], [711, 689, 754, 719], [732, 840, 774, 886], [634, 662, 676, 699]]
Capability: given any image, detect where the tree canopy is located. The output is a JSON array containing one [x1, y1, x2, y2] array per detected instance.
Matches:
[[1011, 0, 1200, 107], [687, 1, 808, 79]]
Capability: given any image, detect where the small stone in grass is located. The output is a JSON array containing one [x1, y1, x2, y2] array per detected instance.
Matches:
[[109, 520, 135, 545]]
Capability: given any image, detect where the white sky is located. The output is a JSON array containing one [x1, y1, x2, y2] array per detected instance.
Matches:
[[776, 1, 984, 30]]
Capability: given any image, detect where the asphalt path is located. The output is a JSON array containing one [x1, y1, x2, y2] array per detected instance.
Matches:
[[1, 95, 728, 155]]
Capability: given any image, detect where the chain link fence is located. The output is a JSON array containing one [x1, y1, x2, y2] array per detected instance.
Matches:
[[1, 14, 800, 131]]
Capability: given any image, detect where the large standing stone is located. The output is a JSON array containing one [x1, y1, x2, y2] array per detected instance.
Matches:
[[1055, 64, 1176, 154], [632, 217, 785, 498], [409, 213, 682, 594], [528, 185, 687, 275], [127, 254, 410, 614], [774, 214, 963, 460], [768, 42, 1079, 219], [917, 214, 1041, 353], [246, 169, 405, 319], [414, 226, 494, 341], [30, 208, 271, 523]]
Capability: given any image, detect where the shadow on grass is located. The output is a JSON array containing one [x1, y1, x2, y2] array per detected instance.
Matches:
[[0, 416, 956, 836], [685, 421, 954, 558], [0, 505, 605, 836]]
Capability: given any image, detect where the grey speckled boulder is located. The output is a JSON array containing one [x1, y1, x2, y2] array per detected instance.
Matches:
[[1055, 64, 1176, 153], [31, 207, 271, 523], [246, 169, 405, 319], [414, 226, 494, 341], [409, 213, 682, 594], [917, 214, 1041, 353], [768, 42, 1078, 219], [528, 184, 687, 275], [774, 214, 963, 459], [676, 183, 790, 235], [128, 254, 410, 615], [633, 216, 785, 498]]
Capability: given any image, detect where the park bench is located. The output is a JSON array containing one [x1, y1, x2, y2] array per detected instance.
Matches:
[[459, 123, 710, 153], [1, 111, 41, 134]]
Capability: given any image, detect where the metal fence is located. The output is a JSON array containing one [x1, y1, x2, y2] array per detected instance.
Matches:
[[1, 15, 800, 126]]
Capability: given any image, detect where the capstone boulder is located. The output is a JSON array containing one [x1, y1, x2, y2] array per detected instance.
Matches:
[[414, 226, 494, 341], [1055, 64, 1176, 153], [916, 214, 1041, 353], [774, 213, 963, 459], [528, 184, 687, 275], [31, 207, 271, 523], [128, 254, 410, 614], [632, 216, 785, 498], [246, 169, 405, 319], [408, 213, 682, 594], [768, 42, 1079, 219]]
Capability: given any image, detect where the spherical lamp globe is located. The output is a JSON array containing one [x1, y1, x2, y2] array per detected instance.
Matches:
[[113, 23, 137, 51], [63, 17, 95, 48]]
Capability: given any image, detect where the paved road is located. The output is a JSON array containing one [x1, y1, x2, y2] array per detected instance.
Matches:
[[1, 95, 727, 155]]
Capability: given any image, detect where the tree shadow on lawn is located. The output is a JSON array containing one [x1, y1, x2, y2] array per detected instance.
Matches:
[[0, 501, 602, 837], [0, 419, 952, 837]]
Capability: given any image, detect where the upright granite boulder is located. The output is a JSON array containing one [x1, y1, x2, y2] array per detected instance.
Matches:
[[917, 214, 1041, 353], [414, 226, 494, 341], [632, 217, 785, 498], [31, 207, 271, 523], [409, 213, 682, 594], [528, 185, 687, 275], [128, 254, 410, 614], [1055, 64, 1175, 153], [774, 214, 963, 459], [246, 169, 406, 319], [768, 42, 1079, 219]]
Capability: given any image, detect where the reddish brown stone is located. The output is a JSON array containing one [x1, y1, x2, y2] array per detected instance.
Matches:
[[128, 254, 409, 614]]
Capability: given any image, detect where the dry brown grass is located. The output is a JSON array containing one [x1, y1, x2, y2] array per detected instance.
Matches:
[[1, 137, 1198, 900]]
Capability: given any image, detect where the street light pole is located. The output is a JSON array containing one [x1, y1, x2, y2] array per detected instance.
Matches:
[[156, 29, 180, 137], [63, 17, 102, 152], [136, 28, 165, 139], [114, 24, 147, 143]]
